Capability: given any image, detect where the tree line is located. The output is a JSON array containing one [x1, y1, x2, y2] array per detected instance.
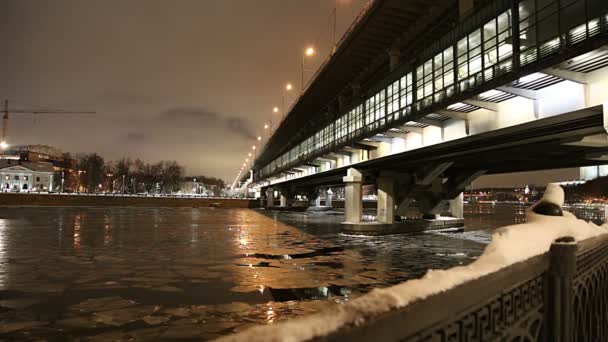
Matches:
[[61, 153, 224, 194]]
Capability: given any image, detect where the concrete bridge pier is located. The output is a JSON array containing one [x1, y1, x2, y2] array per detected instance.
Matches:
[[265, 188, 275, 208], [326, 188, 334, 208], [376, 174, 395, 224], [279, 191, 288, 207], [342, 168, 363, 224], [449, 193, 464, 219]]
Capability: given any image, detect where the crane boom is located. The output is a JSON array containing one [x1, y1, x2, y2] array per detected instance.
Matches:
[[1, 99, 95, 149]]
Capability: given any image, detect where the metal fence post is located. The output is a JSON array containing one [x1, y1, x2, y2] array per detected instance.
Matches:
[[546, 236, 577, 342]]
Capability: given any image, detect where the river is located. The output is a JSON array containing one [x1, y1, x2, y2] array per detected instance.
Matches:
[[0, 203, 604, 340]]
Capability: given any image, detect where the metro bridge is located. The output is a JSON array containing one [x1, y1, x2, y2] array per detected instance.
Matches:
[[245, 0, 608, 230]]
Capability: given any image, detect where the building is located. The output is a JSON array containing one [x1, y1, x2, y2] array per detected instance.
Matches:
[[0, 160, 54, 192], [0, 144, 79, 191]]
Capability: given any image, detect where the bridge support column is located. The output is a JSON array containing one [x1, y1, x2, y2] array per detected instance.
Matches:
[[449, 192, 464, 219], [326, 188, 334, 208], [279, 192, 287, 207], [377, 176, 395, 224], [343, 168, 363, 224], [266, 188, 275, 208]]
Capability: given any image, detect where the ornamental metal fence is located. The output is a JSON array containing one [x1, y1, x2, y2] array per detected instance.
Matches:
[[318, 234, 608, 342]]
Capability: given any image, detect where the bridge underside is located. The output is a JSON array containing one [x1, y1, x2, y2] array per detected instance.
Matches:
[[264, 106, 606, 190], [262, 105, 607, 224]]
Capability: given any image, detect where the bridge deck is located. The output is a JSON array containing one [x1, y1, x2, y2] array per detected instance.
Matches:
[[265, 106, 606, 190]]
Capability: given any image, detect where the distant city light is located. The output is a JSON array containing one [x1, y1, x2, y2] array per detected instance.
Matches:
[[305, 46, 315, 56], [252, 145, 256, 150], [0, 141, 8, 150], [257, 136, 262, 141], [273, 107, 279, 113], [264, 123, 269, 129], [285, 83, 293, 91]]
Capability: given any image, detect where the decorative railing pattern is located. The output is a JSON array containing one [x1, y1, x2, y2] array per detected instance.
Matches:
[[259, 0, 608, 181], [318, 234, 608, 342]]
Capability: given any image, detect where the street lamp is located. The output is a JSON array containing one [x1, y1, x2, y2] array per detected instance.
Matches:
[[60, 172, 65, 193], [0, 141, 8, 150], [193, 178, 197, 195], [281, 83, 293, 123], [302, 46, 315, 93]]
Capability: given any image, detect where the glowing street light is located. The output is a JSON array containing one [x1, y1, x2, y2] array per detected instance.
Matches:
[[285, 83, 293, 91], [0, 141, 8, 150], [257, 136, 262, 141], [273, 107, 279, 113], [264, 123, 269, 129], [252, 145, 256, 150], [302, 46, 316, 92], [248, 152, 252, 157]]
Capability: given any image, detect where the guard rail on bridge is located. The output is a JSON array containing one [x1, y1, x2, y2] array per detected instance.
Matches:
[[319, 233, 608, 342]]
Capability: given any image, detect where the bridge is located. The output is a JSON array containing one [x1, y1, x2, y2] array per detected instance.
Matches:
[[246, 0, 608, 231]]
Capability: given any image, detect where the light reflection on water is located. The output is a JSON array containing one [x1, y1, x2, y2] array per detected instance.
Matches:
[[0, 204, 602, 340]]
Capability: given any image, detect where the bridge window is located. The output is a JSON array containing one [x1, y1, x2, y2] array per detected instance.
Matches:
[[431, 47, 454, 104], [387, 80, 400, 120], [457, 28, 482, 91], [399, 73, 413, 114], [348, 105, 363, 137], [365, 90, 386, 129], [483, 10, 512, 80]]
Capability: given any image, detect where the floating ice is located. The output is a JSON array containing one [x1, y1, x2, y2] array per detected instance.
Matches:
[[216, 183, 608, 342]]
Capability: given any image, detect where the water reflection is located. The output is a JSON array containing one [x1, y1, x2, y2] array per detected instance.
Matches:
[[0, 204, 600, 340]]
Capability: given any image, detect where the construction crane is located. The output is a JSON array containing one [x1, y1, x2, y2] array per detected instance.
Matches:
[[1, 99, 96, 150]]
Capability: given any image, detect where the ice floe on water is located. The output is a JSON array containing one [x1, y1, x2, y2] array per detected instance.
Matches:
[[217, 184, 608, 342]]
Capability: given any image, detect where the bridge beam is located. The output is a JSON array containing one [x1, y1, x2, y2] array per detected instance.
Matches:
[[417, 118, 444, 127], [383, 131, 409, 139], [543, 68, 587, 84], [496, 86, 538, 100], [463, 99, 499, 112], [436, 110, 469, 120]]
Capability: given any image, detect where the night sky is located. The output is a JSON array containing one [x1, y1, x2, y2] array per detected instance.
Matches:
[[1, 0, 578, 185]]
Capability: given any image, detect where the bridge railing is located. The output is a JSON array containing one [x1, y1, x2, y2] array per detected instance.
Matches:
[[318, 233, 608, 342]]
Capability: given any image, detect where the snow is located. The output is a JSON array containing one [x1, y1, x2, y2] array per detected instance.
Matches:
[[216, 183, 608, 342]]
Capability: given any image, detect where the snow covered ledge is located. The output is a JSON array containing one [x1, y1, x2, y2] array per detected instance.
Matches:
[[217, 184, 608, 342]]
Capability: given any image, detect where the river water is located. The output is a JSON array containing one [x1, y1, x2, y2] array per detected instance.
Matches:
[[0, 204, 604, 340]]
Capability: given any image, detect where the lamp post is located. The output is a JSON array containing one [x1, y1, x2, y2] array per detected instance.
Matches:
[[107, 173, 113, 193], [282, 83, 292, 121], [193, 178, 197, 195], [61, 172, 65, 193], [301, 46, 315, 93]]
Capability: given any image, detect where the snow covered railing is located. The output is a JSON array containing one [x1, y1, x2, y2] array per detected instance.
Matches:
[[218, 184, 608, 342]]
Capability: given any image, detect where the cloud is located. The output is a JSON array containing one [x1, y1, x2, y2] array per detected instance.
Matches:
[[160, 108, 218, 121], [159, 107, 255, 140], [97, 90, 160, 106], [124, 132, 148, 142]]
